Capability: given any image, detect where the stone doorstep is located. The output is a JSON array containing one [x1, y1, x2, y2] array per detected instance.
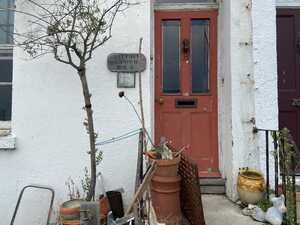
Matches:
[[199, 178, 226, 186], [199, 178, 226, 194]]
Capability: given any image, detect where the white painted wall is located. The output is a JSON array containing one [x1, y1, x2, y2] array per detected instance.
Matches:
[[252, 0, 278, 188], [218, 0, 233, 196], [0, 0, 281, 222], [253, 0, 278, 131], [0, 1, 151, 224], [227, 0, 260, 200], [218, 0, 278, 200]]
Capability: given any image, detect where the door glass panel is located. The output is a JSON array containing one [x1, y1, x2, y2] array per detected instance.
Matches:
[[162, 20, 180, 93], [0, 58, 12, 82], [191, 19, 209, 93]]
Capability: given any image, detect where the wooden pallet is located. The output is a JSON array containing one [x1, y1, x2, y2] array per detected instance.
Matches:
[[179, 153, 206, 225]]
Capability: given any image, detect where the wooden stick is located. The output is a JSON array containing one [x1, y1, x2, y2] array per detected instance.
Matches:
[[137, 38, 148, 153], [125, 161, 157, 216], [174, 146, 187, 158]]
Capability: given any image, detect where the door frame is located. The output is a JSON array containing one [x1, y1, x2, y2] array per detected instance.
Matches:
[[154, 10, 219, 177]]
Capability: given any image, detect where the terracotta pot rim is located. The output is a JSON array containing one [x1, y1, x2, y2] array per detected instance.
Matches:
[[152, 175, 181, 183], [239, 169, 264, 180], [154, 156, 181, 166], [151, 187, 181, 193], [61, 199, 85, 208], [61, 220, 80, 225], [60, 207, 80, 214]]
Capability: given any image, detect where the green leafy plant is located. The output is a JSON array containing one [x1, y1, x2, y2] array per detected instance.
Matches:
[[273, 129, 297, 225], [149, 142, 173, 160], [257, 196, 272, 212]]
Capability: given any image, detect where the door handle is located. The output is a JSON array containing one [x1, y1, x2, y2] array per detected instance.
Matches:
[[156, 97, 164, 105], [291, 98, 300, 107]]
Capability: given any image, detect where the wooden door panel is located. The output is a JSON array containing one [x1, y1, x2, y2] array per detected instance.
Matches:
[[190, 113, 211, 159], [277, 9, 300, 171], [155, 11, 219, 177], [161, 112, 185, 148], [279, 112, 298, 137], [277, 16, 296, 91]]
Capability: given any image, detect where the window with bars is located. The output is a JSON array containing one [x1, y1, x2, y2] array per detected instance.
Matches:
[[0, 0, 14, 121]]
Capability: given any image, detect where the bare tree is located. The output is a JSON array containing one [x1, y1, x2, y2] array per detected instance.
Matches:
[[7, 0, 135, 201]]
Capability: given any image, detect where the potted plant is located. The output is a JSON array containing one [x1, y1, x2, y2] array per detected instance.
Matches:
[[60, 177, 110, 225], [59, 178, 83, 225], [147, 143, 182, 177]]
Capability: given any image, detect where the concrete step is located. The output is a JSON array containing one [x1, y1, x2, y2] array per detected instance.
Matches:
[[199, 178, 226, 194]]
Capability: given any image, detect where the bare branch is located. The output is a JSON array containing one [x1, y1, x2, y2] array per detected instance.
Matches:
[[0, 8, 52, 25], [27, 0, 60, 24]]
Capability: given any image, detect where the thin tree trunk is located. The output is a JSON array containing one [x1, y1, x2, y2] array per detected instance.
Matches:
[[137, 38, 147, 152], [78, 63, 97, 201]]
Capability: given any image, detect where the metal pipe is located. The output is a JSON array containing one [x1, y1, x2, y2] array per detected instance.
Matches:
[[281, 137, 287, 204], [253, 127, 278, 132], [10, 185, 55, 225], [274, 132, 279, 196], [266, 130, 270, 200]]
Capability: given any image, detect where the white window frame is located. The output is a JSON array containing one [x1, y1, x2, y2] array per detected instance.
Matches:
[[276, 0, 300, 7], [0, 0, 15, 149], [153, 1, 219, 10], [0, 45, 13, 129], [0, 46, 15, 149], [0, 0, 14, 128]]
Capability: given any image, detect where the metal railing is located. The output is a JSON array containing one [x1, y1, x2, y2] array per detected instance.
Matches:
[[253, 128, 279, 199], [254, 127, 297, 224]]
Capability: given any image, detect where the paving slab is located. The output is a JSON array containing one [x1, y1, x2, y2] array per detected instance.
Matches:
[[202, 195, 264, 225]]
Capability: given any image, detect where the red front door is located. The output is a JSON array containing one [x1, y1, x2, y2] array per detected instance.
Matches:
[[277, 9, 300, 170], [154, 11, 219, 177]]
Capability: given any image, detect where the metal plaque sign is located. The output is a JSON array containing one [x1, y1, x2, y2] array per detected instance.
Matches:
[[107, 53, 146, 73], [117, 73, 135, 88]]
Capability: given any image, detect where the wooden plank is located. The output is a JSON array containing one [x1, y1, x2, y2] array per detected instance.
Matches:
[[134, 131, 144, 224], [135, 131, 144, 192], [125, 162, 157, 216]]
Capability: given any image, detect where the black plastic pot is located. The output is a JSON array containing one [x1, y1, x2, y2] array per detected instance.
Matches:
[[106, 191, 124, 220]]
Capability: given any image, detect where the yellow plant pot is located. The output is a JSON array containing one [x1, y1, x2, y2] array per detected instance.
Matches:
[[237, 169, 266, 204]]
